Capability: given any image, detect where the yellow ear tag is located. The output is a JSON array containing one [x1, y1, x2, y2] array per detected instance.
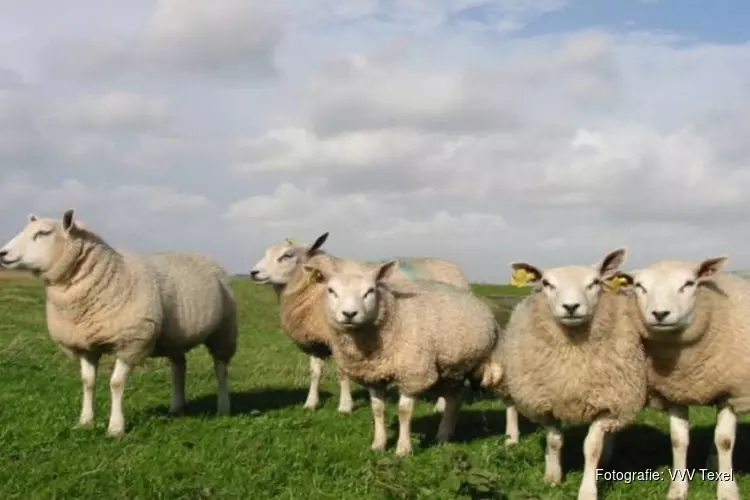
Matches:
[[510, 268, 535, 287], [307, 268, 322, 286], [605, 275, 628, 293], [285, 237, 296, 246]]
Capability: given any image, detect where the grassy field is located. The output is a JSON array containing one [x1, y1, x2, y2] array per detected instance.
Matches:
[[0, 273, 748, 499]]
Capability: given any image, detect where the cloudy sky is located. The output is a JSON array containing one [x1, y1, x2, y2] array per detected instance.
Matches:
[[1, 0, 749, 282]]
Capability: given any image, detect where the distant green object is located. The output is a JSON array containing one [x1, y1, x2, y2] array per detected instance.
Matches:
[[365, 258, 427, 280], [395, 259, 427, 280]]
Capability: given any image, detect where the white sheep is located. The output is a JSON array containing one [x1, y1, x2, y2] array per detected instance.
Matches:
[[614, 257, 745, 500], [302, 255, 502, 456], [0, 209, 237, 436], [502, 248, 647, 500], [249, 235, 473, 414], [249, 233, 354, 413]]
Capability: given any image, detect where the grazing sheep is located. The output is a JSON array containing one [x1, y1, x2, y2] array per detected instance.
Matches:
[[503, 248, 647, 500], [249, 236, 472, 413], [614, 257, 745, 500], [0, 209, 237, 436], [303, 255, 501, 456]]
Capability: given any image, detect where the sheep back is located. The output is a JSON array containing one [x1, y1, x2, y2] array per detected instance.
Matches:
[[143, 252, 237, 360], [503, 290, 647, 428]]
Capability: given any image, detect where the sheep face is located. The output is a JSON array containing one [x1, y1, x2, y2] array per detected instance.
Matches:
[[305, 259, 398, 331], [250, 232, 329, 286], [510, 248, 627, 327], [615, 257, 727, 334], [0, 209, 76, 274], [249, 243, 301, 285]]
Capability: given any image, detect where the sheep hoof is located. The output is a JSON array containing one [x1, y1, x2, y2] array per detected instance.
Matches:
[[77, 416, 94, 427], [371, 440, 387, 451], [544, 470, 562, 485], [107, 427, 125, 438], [717, 481, 740, 500], [576, 486, 597, 500], [337, 403, 353, 413], [435, 429, 453, 443], [433, 400, 446, 413], [168, 406, 185, 415], [504, 436, 518, 446], [303, 400, 318, 410], [667, 483, 688, 500], [395, 443, 412, 456]]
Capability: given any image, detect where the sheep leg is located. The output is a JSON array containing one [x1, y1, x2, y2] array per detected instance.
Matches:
[[667, 405, 690, 500], [336, 364, 353, 413], [369, 387, 387, 451], [168, 354, 187, 414], [578, 419, 608, 500], [436, 389, 463, 442], [714, 405, 740, 500], [107, 358, 132, 437], [395, 393, 416, 456], [303, 355, 324, 410], [434, 397, 446, 413], [544, 422, 564, 485], [213, 358, 230, 416], [78, 353, 100, 427], [505, 405, 519, 446]]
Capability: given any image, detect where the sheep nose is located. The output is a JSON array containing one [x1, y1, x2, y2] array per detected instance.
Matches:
[[0, 250, 7, 258], [341, 310, 357, 320], [562, 303, 580, 314], [652, 310, 670, 322], [249, 270, 259, 278]]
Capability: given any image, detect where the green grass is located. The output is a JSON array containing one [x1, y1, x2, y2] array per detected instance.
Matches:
[[0, 276, 747, 499]]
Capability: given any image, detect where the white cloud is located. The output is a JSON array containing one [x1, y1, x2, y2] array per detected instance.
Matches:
[[43, 0, 283, 80], [51, 91, 171, 130], [1, 1, 750, 280]]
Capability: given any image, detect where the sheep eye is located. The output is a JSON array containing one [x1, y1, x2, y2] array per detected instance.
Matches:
[[635, 282, 647, 293], [32, 229, 52, 241], [680, 280, 696, 292], [277, 253, 293, 262], [589, 278, 602, 288], [327, 287, 337, 296], [363, 287, 375, 298], [541, 279, 554, 289]]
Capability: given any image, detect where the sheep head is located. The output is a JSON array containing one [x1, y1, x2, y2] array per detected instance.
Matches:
[[250, 232, 329, 286], [509, 247, 627, 327], [613, 256, 727, 335]]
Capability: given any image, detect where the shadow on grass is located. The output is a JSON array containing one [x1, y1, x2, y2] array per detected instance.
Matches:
[[143, 387, 343, 417], [533, 421, 750, 496]]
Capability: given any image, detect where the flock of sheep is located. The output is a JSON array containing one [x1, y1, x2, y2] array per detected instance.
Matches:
[[0, 208, 746, 500]]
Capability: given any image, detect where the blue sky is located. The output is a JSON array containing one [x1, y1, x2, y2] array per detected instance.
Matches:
[[1, 0, 749, 279]]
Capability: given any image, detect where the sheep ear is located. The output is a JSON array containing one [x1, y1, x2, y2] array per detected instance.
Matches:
[[596, 247, 627, 278], [695, 256, 728, 281], [303, 264, 327, 284], [509, 262, 542, 286], [61, 208, 75, 233], [308, 232, 329, 255], [28, 213, 37, 223], [374, 259, 398, 283]]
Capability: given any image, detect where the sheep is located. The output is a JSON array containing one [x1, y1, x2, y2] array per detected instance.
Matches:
[[613, 256, 745, 500], [0, 209, 237, 436], [502, 248, 647, 500], [249, 235, 473, 414], [302, 254, 502, 456], [249, 232, 354, 413]]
